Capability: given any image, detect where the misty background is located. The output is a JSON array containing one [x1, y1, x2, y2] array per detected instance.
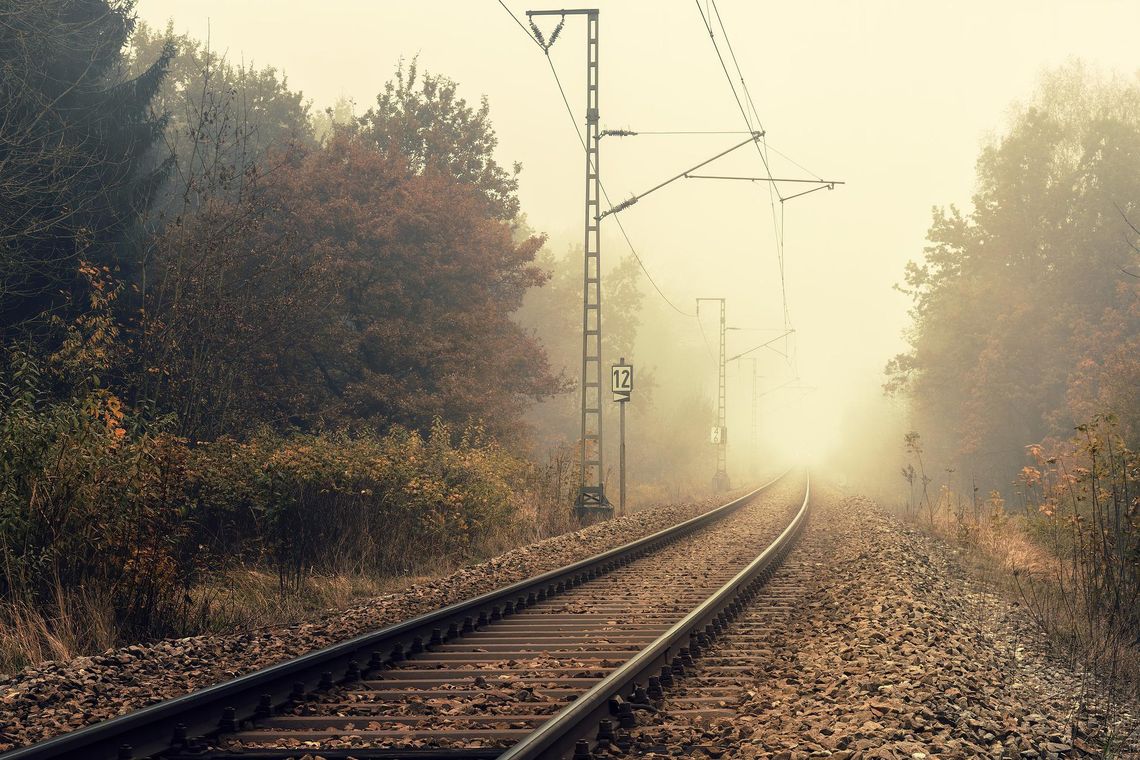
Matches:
[[131, 0, 1139, 499]]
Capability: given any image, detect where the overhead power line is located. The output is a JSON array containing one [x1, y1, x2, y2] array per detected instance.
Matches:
[[694, 0, 801, 356], [726, 330, 795, 363], [763, 140, 826, 182], [499, 4, 698, 319], [710, 0, 767, 136], [540, 54, 697, 318], [497, 0, 542, 49], [693, 1, 775, 183]]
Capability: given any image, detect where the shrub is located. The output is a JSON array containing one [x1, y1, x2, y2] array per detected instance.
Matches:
[[1017, 416, 1140, 650], [0, 349, 201, 646], [186, 422, 526, 588], [1, 341, 534, 664]]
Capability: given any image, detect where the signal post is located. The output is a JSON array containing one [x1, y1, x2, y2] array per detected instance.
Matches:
[[611, 358, 632, 514]]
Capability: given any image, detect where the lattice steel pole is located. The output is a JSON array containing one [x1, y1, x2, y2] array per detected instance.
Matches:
[[578, 10, 606, 514], [716, 299, 729, 489], [749, 358, 759, 457], [699, 298, 730, 492], [529, 8, 609, 518]]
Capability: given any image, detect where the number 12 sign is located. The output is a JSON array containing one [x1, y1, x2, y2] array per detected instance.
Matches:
[[611, 362, 633, 402]]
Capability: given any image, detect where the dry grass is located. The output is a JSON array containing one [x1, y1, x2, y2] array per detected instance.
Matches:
[[0, 492, 582, 673], [0, 584, 117, 674], [895, 494, 1140, 739], [956, 513, 1055, 579], [191, 568, 439, 633], [0, 603, 75, 673], [0, 568, 447, 675]]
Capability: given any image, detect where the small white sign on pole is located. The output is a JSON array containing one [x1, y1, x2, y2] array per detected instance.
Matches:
[[611, 362, 633, 402]]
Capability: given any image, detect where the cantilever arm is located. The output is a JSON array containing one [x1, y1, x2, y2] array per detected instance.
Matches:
[[597, 132, 763, 220], [726, 329, 795, 362]]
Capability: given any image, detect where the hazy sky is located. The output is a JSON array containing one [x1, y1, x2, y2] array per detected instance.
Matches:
[[136, 0, 1140, 461]]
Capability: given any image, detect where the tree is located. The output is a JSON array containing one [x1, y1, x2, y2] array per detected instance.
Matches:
[[123, 22, 328, 425], [887, 63, 1140, 484], [312, 95, 358, 143], [126, 20, 314, 211], [359, 59, 521, 221], [135, 146, 321, 437], [0, 0, 171, 340], [141, 133, 561, 441]]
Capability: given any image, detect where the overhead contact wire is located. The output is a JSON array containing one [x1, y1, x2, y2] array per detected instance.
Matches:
[[497, 0, 544, 49], [497, 3, 706, 321], [697, 0, 797, 344], [539, 36, 697, 318]]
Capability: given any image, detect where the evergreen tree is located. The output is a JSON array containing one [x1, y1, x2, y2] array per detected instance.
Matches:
[[0, 0, 171, 339]]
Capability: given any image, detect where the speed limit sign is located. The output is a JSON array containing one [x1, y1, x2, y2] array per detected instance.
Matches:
[[611, 362, 633, 402]]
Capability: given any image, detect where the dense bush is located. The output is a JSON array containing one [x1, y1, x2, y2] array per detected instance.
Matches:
[[187, 423, 525, 588], [0, 352, 197, 644], [0, 340, 530, 654]]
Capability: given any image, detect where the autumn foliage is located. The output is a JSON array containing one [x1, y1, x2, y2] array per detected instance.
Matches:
[[888, 64, 1140, 484], [0, 6, 569, 667], [140, 133, 558, 441], [0, 356, 530, 653], [890, 65, 1140, 693]]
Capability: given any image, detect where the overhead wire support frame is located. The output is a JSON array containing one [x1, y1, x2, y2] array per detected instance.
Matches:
[[528, 7, 611, 518], [685, 174, 845, 203], [726, 329, 796, 363], [597, 132, 764, 220]]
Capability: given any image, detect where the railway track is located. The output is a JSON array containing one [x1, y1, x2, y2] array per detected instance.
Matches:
[[624, 524, 819, 757], [5, 470, 810, 760]]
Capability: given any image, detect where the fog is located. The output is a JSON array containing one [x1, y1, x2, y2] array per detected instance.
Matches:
[[136, 0, 1140, 500]]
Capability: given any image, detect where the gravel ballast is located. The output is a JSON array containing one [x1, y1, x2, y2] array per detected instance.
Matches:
[[626, 487, 1140, 758], [0, 487, 754, 752]]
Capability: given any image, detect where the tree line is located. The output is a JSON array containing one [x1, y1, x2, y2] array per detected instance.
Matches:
[[887, 63, 1139, 682], [887, 64, 1140, 482], [5, 10, 561, 442], [0, 0, 575, 662], [0, 0, 746, 668]]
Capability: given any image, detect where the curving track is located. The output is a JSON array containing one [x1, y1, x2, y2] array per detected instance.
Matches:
[[4, 470, 811, 760]]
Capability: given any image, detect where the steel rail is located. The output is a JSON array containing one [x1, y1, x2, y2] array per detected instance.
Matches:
[[499, 472, 811, 759], [3, 470, 794, 760]]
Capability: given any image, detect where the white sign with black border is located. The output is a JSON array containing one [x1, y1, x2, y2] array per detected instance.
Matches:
[[611, 363, 633, 402]]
